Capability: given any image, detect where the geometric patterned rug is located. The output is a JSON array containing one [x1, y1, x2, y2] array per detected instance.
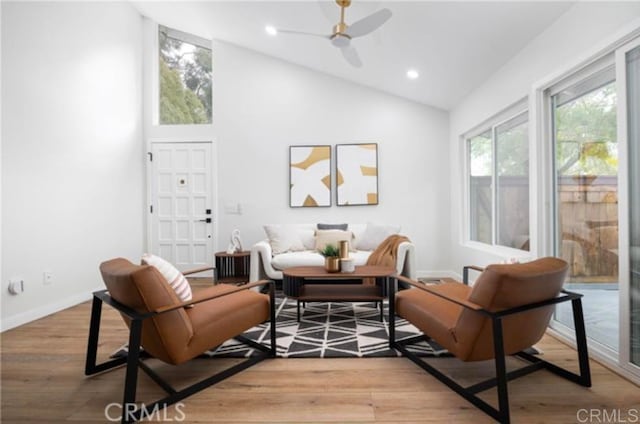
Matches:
[[200, 293, 450, 359]]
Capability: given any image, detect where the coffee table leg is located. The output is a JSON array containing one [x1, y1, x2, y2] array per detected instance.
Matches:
[[388, 277, 396, 348], [297, 299, 300, 322], [381, 276, 389, 321]]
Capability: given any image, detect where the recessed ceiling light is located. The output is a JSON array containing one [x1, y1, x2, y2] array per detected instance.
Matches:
[[265, 25, 278, 36], [407, 69, 419, 80]]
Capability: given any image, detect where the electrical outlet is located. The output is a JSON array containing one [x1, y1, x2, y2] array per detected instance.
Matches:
[[43, 271, 53, 285], [8, 278, 24, 295]]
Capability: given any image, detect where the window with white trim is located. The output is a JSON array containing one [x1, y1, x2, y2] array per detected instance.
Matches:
[[466, 105, 530, 251], [158, 25, 212, 125]]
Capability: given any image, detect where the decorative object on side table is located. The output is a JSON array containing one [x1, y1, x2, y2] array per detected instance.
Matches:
[[319, 244, 340, 272], [226, 229, 243, 254]]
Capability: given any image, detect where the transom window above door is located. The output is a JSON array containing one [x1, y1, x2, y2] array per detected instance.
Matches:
[[158, 25, 212, 125]]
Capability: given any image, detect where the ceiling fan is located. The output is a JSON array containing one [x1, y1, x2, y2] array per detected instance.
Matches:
[[275, 0, 392, 68]]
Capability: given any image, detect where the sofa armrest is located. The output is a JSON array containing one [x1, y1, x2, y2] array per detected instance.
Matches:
[[396, 241, 416, 279], [250, 240, 281, 282]]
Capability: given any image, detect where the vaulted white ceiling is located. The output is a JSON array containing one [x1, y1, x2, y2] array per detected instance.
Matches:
[[132, 1, 574, 110]]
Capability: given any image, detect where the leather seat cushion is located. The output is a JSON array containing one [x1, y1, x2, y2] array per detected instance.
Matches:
[[173, 284, 270, 364], [396, 282, 472, 357]]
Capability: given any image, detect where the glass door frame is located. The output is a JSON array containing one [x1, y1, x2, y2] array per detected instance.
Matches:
[[616, 36, 640, 378], [546, 55, 619, 361]]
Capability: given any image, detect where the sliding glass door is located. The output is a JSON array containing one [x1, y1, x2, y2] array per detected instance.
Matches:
[[548, 36, 640, 380], [551, 64, 619, 351], [618, 40, 640, 372], [627, 45, 640, 368]]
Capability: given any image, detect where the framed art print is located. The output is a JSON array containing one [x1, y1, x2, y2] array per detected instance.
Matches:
[[289, 145, 331, 207], [336, 143, 378, 206]]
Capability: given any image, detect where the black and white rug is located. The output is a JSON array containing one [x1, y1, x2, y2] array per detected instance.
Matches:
[[201, 294, 449, 358]]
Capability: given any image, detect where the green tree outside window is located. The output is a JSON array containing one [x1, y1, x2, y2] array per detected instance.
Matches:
[[159, 27, 212, 125]]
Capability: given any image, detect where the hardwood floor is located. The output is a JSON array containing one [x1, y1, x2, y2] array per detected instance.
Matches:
[[1, 298, 639, 423]]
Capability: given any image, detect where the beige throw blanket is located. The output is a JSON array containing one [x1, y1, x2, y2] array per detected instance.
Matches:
[[363, 234, 410, 285]]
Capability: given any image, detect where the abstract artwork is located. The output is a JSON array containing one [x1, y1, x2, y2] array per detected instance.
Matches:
[[289, 145, 331, 207], [336, 143, 378, 206]]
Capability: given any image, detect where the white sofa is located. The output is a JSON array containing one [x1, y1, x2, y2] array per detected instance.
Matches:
[[250, 223, 415, 282]]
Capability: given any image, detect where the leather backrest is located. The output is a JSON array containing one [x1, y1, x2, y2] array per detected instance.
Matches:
[[453, 257, 568, 361], [99, 258, 193, 364]]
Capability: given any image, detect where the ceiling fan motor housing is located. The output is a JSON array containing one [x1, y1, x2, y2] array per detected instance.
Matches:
[[331, 33, 350, 47], [331, 22, 351, 47]]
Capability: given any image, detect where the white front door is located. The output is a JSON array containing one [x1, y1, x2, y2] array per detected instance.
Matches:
[[150, 142, 213, 271]]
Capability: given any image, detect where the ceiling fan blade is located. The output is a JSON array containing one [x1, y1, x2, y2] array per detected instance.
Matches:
[[340, 45, 363, 68], [277, 29, 331, 40], [345, 8, 392, 38]]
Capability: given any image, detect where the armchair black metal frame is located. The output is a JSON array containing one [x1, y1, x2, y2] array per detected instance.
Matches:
[[388, 273, 591, 424], [85, 280, 276, 424]]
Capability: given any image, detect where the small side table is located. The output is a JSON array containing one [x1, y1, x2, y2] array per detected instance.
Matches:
[[214, 251, 250, 285]]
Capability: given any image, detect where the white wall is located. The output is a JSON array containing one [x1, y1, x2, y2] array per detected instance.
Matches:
[[1, 2, 144, 330], [448, 2, 640, 276], [212, 41, 450, 276], [1, 3, 450, 331]]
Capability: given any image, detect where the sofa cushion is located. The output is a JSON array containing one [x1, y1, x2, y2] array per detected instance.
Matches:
[[271, 250, 371, 270], [298, 227, 317, 250], [315, 229, 356, 252], [349, 224, 367, 244], [263, 224, 306, 254], [356, 222, 401, 251]]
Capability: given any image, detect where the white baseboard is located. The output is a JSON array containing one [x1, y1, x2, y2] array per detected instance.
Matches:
[[0, 286, 102, 332]]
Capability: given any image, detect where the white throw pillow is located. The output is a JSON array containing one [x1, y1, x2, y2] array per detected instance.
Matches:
[[141, 253, 192, 302], [263, 225, 306, 255], [298, 228, 316, 250], [315, 229, 355, 252], [356, 223, 401, 251]]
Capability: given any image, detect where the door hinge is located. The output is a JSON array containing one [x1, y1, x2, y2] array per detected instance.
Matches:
[[150, 205, 153, 214], [147, 152, 153, 162]]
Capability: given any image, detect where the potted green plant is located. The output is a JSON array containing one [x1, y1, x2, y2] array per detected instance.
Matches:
[[319, 244, 340, 273]]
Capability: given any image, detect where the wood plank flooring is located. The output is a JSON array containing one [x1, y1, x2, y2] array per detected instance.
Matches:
[[2, 297, 639, 423]]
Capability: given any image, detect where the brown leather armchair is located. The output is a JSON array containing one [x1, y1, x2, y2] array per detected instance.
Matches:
[[85, 258, 276, 423], [389, 257, 591, 424]]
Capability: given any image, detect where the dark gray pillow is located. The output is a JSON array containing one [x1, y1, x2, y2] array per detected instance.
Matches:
[[317, 223, 348, 231]]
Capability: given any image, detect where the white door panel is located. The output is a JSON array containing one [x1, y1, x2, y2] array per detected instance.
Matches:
[[150, 142, 213, 271]]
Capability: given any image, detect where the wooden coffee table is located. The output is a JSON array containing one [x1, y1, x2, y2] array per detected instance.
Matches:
[[282, 265, 396, 321]]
